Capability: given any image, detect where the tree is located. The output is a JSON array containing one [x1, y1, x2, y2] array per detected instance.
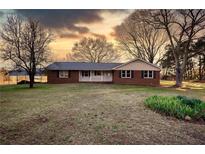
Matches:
[[149, 10, 205, 87], [198, 54, 205, 80], [160, 45, 175, 78], [115, 10, 167, 64], [190, 37, 205, 80], [0, 68, 10, 84], [0, 16, 52, 88], [161, 37, 205, 81], [70, 37, 120, 63]]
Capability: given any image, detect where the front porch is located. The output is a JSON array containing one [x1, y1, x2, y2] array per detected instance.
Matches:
[[79, 70, 113, 82]]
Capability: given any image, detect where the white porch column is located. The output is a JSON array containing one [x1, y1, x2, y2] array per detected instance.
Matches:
[[101, 71, 103, 81]]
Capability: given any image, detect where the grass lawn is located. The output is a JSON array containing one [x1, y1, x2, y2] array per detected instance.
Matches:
[[0, 81, 205, 144]]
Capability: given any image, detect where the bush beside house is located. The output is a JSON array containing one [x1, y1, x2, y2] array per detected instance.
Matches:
[[145, 95, 205, 121]]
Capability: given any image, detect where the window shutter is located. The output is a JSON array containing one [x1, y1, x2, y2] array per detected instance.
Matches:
[[119, 71, 121, 78], [131, 70, 134, 78], [57, 71, 59, 78], [68, 71, 71, 78], [154, 71, 156, 79], [141, 71, 144, 79]]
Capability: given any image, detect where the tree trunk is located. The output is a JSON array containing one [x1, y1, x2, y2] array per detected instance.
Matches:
[[29, 73, 34, 88], [198, 55, 202, 80], [203, 55, 205, 80], [175, 65, 183, 87], [175, 47, 189, 87], [175, 69, 182, 87]]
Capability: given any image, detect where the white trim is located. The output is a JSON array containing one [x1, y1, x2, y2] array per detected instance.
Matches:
[[79, 70, 113, 82], [81, 70, 90, 77], [121, 70, 132, 78], [58, 70, 69, 78], [112, 58, 161, 70], [94, 70, 101, 76], [143, 70, 154, 79]]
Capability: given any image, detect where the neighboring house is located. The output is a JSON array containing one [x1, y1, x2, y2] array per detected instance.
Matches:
[[8, 68, 47, 84], [46, 59, 161, 86]]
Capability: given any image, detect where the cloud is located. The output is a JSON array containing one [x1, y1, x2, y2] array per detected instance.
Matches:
[[15, 10, 130, 34], [110, 31, 117, 37], [59, 32, 107, 39], [59, 33, 80, 39], [109, 25, 122, 39], [0, 9, 131, 42], [91, 33, 106, 39], [15, 10, 104, 34]]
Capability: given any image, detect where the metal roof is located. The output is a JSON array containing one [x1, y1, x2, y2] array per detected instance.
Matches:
[[46, 62, 122, 71], [8, 68, 45, 76]]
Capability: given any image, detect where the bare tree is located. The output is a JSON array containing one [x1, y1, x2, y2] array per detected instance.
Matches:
[[0, 67, 10, 84], [161, 39, 205, 81], [0, 16, 53, 88], [149, 9, 205, 87], [70, 37, 120, 63], [115, 10, 167, 64], [190, 37, 205, 80]]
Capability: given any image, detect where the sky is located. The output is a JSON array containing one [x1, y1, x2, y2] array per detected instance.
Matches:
[[0, 9, 133, 67]]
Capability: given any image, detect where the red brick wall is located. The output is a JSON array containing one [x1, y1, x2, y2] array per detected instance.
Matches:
[[47, 70, 79, 84], [113, 70, 160, 86], [47, 70, 160, 86]]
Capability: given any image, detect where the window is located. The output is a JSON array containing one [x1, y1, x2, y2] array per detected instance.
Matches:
[[149, 71, 153, 78], [82, 71, 90, 77], [143, 70, 153, 78], [144, 71, 148, 77], [121, 70, 126, 78], [121, 70, 132, 78], [94, 71, 101, 76], [59, 71, 69, 78]]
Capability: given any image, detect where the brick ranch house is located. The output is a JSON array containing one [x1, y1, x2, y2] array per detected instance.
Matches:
[[46, 59, 161, 86]]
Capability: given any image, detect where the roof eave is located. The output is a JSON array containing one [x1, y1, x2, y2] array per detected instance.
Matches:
[[112, 58, 161, 70]]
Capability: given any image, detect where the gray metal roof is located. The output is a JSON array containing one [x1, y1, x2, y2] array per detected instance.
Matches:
[[8, 68, 45, 76], [46, 62, 122, 71]]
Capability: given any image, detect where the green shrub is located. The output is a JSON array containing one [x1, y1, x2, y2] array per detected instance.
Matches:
[[145, 95, 205, 120], [176, 95, 203, 108]]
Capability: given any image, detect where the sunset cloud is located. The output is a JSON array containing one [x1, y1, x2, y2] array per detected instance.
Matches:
[[59, 33, 80, 39], [90, 33, 106, 39], [0, 9, 133, 63], [15, 10, 104, 34]]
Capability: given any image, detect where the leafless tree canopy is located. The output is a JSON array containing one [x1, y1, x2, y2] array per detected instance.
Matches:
[[0, 16, 53, 88], [149, 9, 205, 87], [70, 37, 120, 63], [115, 10, 167, 64]]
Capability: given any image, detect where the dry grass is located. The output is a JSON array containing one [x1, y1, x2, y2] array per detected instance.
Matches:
[[0, 82, 205, 144], [161, 80, 205, 89]]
